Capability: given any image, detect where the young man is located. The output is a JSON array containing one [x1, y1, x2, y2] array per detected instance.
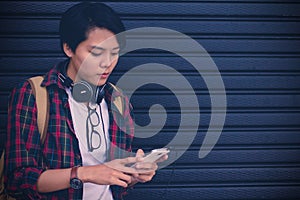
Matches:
[[4, 2, 166, 200]]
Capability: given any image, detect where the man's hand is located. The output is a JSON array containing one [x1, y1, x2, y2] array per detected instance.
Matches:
[[78, 156, 141, 188], [104, 156, 142, 173], [130, 149, 168, 185], [79, 149, 168, 188]]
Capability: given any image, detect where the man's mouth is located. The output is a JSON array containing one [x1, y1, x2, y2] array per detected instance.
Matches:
[[99, 72, 110, 79]]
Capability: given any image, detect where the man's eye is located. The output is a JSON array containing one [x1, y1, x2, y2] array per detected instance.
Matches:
[[111, 52, 119, 56], [90, 50, 102, 56]]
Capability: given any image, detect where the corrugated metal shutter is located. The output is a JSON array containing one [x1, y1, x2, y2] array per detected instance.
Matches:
[[0, 1, 299, 199]]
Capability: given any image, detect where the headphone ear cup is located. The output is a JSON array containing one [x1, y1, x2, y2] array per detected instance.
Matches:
[[72, 81, 93, 103]]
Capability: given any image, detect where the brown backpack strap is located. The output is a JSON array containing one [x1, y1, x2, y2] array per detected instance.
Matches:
[[28, 76, 50, 143], [0, 76, 49, 199], [108, 82, 124, 115]]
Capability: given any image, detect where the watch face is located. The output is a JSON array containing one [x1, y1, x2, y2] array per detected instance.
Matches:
[[70, 178, 83, 189]]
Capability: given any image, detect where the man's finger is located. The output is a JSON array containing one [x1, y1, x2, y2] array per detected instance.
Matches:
[[136, 149, 145, 157]]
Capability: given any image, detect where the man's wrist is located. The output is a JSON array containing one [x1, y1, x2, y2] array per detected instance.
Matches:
[[70, 166, 83, 189], [77, 166, 86, 182]]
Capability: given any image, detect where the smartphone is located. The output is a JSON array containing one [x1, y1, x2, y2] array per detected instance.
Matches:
[[131, 148, 170, 169], [142, 148, 170, 163]]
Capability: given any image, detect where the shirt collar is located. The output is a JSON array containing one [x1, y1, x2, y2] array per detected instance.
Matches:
[[42, 59, 69, 90]]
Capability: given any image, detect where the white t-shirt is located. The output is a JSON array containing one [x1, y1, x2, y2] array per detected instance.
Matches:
[[67, 89, 113, 200]]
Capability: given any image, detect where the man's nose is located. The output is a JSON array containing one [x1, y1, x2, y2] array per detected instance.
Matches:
[[99, 53, 112, 68]]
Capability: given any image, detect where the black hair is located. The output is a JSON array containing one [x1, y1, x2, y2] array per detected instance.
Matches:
[[59, 2, 126, 53]]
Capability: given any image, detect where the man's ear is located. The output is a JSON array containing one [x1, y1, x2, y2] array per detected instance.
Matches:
[[63, 43, 74, 57]]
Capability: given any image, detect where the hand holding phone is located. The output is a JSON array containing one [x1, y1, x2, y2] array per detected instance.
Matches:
[[131, 148, 169, 169], [142, 148, 170, 163]]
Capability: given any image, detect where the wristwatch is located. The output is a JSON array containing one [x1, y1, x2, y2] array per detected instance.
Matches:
[[70, 166, 83, 189]]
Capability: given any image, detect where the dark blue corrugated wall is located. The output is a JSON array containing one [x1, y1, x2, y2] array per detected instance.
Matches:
[[0, 1, 300, 199]]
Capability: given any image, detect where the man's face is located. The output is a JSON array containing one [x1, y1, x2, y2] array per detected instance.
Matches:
[[67, 28, 120, 86]]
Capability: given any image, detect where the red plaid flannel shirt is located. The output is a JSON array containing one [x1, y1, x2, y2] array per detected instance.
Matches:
[[4, 60, 135, 199]]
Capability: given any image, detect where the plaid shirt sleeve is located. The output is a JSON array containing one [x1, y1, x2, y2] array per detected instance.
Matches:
[[5, 80, 45, 199]]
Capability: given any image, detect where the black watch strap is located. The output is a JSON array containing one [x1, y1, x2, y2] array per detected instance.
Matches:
[[70, 166, 83, 189]]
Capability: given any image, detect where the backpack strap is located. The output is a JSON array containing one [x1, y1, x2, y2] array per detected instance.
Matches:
[[108, 82, 124, 115], [28, 76, 50, 143], [0, 76, 49, 198]]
